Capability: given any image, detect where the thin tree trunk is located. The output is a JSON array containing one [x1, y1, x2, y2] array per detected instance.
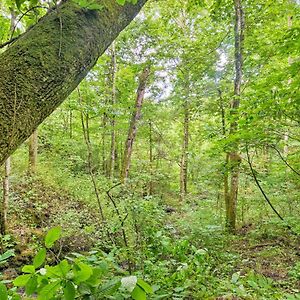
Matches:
[[101, 114, 108, 175], [28, 129, 38, 174], [149, 120, 154, 195], [226, 0, 244, 232], [78, 89, 105, 223], [121, 66, 151, 183], [109, 42, 117, 179], [180, 82, 190, 200], [1, 158, 10, 235], [284, 15, 293, 158], [69, 109, 73, 139], [218, 89, 230, 220], [0, 0, 148, 165]]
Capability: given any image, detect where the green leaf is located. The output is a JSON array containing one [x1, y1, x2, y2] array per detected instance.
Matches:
[[22, 265, 36, 274], [137, 279, 153, 294], [13, 274, 31, 287], [45, 227, 62, 248], [63, 281, 75, 300], [98, 278, 121, 295], [116, 0, 126, 5], [58, 260, 71, 277], [38, 281, 60, 300], [74, 262, 93, 283], [131, 285, 147, 300], [0, 283, 8, 300], [33, 248, 47, 268], [25, 275, 38, 295], [87, 2, 103, 10], [0, 250, 15, 262], [15, 0, 26, 10]]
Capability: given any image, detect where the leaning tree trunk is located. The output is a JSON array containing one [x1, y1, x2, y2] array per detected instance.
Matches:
[[0, 0, 148, 166], [121, 66, 151, 183], [226, 0, 244, 232]]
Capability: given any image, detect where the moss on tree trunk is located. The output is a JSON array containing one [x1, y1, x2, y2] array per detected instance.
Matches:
[[0, 0, 147, 165]]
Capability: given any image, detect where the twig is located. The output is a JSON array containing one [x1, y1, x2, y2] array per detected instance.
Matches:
[[0, 37, 18, 49]]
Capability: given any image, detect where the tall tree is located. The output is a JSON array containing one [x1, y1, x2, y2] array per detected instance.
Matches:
[[121, 66, 150, 182], [225, 0, 245, 232], [180, 77, 190, 200], [109, 42, 117, 179], [0, 0, 148, 165]]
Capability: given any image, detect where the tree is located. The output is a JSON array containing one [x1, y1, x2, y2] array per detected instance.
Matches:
[[121, 66, 151, 182], [225, 0, 244, 232], [0, 0, 148, 166], [28, 130, 38, 174]]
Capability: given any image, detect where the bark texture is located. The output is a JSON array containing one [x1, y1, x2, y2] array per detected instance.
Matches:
[[121, 66, 150, 182], [0, 0, 148, 165]]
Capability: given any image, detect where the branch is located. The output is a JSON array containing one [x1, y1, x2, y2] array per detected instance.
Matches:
[[270, 144, 300, 177], [245, 144, 295, 233], [0, 36, 19, 49], [106, 183, 129, 248]]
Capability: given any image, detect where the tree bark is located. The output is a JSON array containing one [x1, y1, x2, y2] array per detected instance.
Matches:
[[121, 66, 150, 182], [226, 0, 244, 232], [0, 0, 148, 166]]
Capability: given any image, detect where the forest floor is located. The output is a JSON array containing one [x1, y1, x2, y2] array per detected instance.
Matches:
[[1, 177, 299, 299]]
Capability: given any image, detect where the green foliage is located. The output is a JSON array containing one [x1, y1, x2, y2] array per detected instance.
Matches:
[[8, 229, 153, 299], [116, 0, 138, 5], [1, 0, 300, 299], [45, 227, 62, 249], [72, 0, 103, 10]]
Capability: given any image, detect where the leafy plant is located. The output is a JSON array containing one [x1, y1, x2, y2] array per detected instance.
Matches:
[[8, 227, 153, 299]]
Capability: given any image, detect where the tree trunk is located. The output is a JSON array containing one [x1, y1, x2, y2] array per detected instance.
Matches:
[[1, 158, 10, 235], [180, 84, 190, 200], [284, 15, 293, 158], [28, 129, 38, 174], [78, 89, 105, 222], [149, 120, 154, 195], [226, 0, 244, 232], [218, 89, 230, 220], [121, 66, 151, 183], [0, 0, 148, 166], [0, 9, 16, 235], [109, 42, 117, 179], [101, 114, 108, 175]]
